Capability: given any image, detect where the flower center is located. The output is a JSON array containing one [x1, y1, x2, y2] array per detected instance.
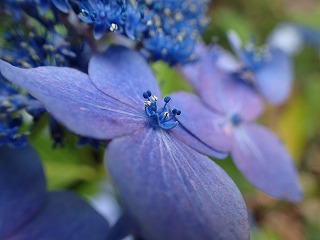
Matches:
[[231, 113, 242, 126], [143, 90, 181, 130]]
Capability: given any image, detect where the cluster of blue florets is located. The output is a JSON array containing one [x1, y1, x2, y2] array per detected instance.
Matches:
[[0, 78, 29, 147], [77, 0, 209, 64]]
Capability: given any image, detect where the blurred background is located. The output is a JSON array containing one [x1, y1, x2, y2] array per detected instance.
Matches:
[[206, 1, 320, 239], [21, 0, 320, 239]]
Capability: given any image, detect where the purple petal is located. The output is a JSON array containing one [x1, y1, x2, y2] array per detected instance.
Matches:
[[0, 146, 46, 239], [255, 48, 293, 105], [213, 46, 241, 73], [10, 191, 109, 240], [177, 42, 208, 93], [211, 77, 264, 121], [107, 128, 249, 240], [232, 124, 302, 201], [170, 91, 232, 154], [178, 44, 263, 121], [89, 46, 161, 108], [0, 60, 146, 139]]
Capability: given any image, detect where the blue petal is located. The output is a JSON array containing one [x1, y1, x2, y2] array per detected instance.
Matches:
[[232, 124, 302, 201], [10, 191, 110, 240], [170, 91, 232, 154], [0, 61, 146, 139], [255, 48, 293, 105], [0, 146, 46, 239], [106, 128, 249, 240], [89, 46, 161, 108], [52, 0, 69, 13]]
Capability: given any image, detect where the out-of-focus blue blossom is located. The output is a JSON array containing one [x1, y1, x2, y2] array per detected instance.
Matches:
[[74, 0, 209, 65], [178, 43, 302, 202], [0, 25, 74, 147], [0, 9, 90, 147], [212, 30, 294, 105], [2, 0, 70, 15], [0, 145, 109, 239], [0, 45, 249, 240], [0, 77, 32, 147], [0, 28, 78, 68], [268, 22, 320, 56]]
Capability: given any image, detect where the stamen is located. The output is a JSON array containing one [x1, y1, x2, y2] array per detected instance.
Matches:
[[164, 96, 171, 103], [172, 109, 181, 115], [110, 23, 118, 32], [143, 90, 152, 99], [151, 95, 158, 101], [143, 90, 181, 130], [144, 101, 151, 107]]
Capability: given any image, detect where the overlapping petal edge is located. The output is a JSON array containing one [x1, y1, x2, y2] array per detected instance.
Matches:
[[178, 42, 302, 202]]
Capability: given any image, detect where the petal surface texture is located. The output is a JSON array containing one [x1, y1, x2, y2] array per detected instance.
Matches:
[[232, 124, 302, 201], [89, 45, 161, 107], [0, 60, 146, 139], [107, 128, 249, 240], [169, 124, 228, 159], [170, 91, 232, 153], [9, 191, 110, 240], [0, 146, 46, 239], [255, 48, 293, 105]]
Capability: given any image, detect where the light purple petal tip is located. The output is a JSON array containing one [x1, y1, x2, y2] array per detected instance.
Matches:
[[227, 30, 247, 64], [0, 60, 146, 139], [255, 48, 293, 105], [89, 45, 161, 108], [0, 146, 46, 239], [107, 128, 249, 240], [212, 46, 241, 73], [10, 191, 109, 240], [170, 91, 232, 154], [232, 124, 302, 202]]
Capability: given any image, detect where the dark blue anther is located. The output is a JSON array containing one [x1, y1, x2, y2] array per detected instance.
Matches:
[[164, 96, 171, 103], [143, 91, 149, 99]]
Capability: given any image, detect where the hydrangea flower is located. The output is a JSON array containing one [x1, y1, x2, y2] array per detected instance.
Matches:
[[74, 0, 209, 64], [214, 30, 293, 105], [0, 45, 249, 240], [177, 43, 302, 201], [0, 145, 109, 239]]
